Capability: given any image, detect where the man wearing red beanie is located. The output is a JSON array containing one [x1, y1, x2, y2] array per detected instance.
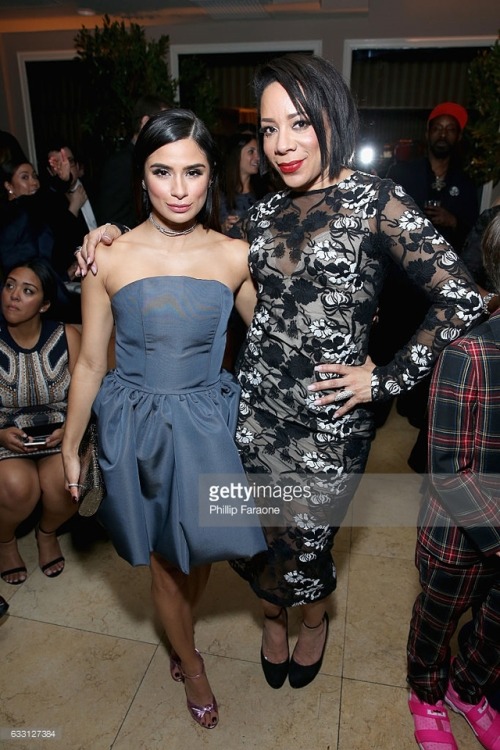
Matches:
[[388, 101, 479, 251]]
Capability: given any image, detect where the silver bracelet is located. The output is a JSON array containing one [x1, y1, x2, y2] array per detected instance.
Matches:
[[109, 222, 131, 234], [482, 292, 496, 315]]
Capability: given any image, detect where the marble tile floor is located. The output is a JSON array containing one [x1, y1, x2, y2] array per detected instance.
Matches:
[[0, 405, 481, 750]]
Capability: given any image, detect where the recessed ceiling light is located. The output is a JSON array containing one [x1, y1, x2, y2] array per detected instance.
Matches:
[[77, 7, 96, 15]]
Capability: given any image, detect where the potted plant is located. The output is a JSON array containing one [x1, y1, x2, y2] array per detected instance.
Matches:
[[74, 15, 177, 153], [466, 33, 500, 188]]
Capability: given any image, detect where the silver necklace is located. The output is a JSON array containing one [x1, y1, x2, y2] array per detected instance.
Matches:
[[431, 172, 447, 192], [148, 212, 197, 237]]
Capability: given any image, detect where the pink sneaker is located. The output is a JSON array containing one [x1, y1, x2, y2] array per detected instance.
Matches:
[[408, 690, 458, 750], [445, 680, 500, 750]]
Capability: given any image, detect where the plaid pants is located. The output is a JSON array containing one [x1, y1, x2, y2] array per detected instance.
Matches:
[[407, 541, 500, 704]]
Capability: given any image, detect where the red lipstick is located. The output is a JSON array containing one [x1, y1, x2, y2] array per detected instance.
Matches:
[[278, 160, 304, 174]]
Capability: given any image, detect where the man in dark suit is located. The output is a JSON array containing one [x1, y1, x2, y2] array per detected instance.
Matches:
[[45, 142, 97, 234], [41, 142, 98, 284]]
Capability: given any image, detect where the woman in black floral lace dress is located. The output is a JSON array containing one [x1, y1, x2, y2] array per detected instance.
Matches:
[[227, 54, 482, 689], [76, 55, 483, 690]]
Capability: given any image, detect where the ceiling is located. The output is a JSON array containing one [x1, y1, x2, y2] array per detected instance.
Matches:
[[0, 0, 368, 32]]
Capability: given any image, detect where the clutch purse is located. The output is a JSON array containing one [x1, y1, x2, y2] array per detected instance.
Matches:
[[78, 420, 105, 517]]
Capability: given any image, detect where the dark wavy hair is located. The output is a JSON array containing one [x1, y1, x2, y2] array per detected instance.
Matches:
[[0, 158, 34, 202], [221, 132, 266, 211], [3, 257, 58, 307], [223, 133, 254, 208], [253, 53, 359, 181], [133, 108, 220, 231]]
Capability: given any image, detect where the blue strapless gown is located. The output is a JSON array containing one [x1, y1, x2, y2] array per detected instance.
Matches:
[[92, 276, 266, 572]]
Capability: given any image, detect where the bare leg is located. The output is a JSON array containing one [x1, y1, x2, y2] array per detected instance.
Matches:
[[0, 459, 40, 584], [0, 538, 27, 584], [292, 598, 329, 666], [185, 563, 211, 611], [150, 554, 217, 728], [167, 562, 211, 680], [261, 600, 289, 663], [36, 455, 78, 576]]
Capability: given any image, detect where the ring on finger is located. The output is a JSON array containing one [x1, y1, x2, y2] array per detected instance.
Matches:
[[334, 389, 354, 402], [74, 246, 82, 256]]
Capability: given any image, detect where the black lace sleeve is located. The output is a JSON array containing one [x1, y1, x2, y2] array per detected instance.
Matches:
[[371, 180, 483, 401]]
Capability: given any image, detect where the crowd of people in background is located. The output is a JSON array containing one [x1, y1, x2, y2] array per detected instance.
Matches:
[[0, 56, 499, 748], [2, 95, 493, 337], [0, 134, 88, 323]]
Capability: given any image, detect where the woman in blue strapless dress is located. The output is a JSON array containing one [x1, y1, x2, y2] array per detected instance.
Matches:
[[62, 110, 265, 730]]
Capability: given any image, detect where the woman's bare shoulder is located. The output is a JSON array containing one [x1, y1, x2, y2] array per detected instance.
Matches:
[[206, 228, 249, 257], [94, 229, 142, 264]]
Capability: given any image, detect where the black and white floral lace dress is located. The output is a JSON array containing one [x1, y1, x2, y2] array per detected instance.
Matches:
[[230, 171, 482, 607]]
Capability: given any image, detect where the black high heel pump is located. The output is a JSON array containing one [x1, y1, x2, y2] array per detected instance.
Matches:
[[260, 607, 289, 689]]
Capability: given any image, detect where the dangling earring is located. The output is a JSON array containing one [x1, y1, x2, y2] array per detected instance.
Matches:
[[141, 179, 146, 190]]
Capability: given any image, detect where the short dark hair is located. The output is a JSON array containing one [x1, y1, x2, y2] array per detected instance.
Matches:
[[130, 95, 170, 136], [4, 257, 58, 307], [253, 53, 359, 180], [482, 212, 500, 295], [133, 108, 220, 230], [45, 140, 77, 162]]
